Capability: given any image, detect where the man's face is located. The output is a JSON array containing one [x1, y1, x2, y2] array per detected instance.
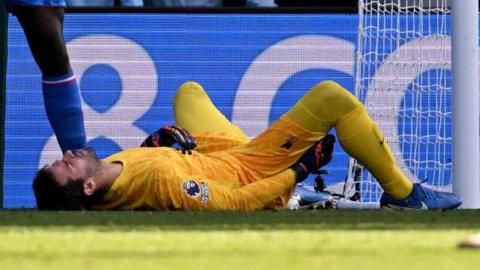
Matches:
[[46, 148, 100, 186]]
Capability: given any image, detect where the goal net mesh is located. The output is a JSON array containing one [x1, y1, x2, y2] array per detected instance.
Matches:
[[354, 0, 451, 202]]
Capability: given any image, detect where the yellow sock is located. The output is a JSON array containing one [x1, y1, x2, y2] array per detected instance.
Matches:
[[336, 107, 413, 199], [286, 81, 412, 199]]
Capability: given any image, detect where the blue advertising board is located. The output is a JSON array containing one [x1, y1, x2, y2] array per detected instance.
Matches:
[[5, 13, 452, 208]]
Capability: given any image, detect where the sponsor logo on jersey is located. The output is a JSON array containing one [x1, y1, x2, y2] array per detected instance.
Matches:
[[200, 182, 209, 204]]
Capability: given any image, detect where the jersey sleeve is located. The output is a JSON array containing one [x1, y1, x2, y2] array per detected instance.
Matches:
[[153, 168, 296, 211]]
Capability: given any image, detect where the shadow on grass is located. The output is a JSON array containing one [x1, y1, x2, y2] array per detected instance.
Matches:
[[0, 209, 480, 231]]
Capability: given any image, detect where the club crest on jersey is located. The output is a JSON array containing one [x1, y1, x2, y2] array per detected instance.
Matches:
[[281, 136, 298, 150], [182, 180, 209, 204], [183, 180, 200, 198]]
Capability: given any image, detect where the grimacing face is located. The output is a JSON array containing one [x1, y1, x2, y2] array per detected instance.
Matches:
[[45, 148, 100, 186]]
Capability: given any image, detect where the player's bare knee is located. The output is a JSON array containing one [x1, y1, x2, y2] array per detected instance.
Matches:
[[39, 55, 71, 77]]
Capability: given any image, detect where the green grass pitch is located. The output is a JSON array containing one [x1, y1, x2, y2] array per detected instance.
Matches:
[[1, 210, 479, 270]]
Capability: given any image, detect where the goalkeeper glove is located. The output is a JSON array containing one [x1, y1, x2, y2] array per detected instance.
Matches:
[[291, 134, 335, 182], [140, 125, 197, 152]]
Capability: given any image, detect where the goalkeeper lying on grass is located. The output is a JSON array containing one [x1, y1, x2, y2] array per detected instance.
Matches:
[[33, 81, 462, 211]]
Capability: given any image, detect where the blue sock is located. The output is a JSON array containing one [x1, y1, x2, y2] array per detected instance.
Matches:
[[42, 72, 86, 153]]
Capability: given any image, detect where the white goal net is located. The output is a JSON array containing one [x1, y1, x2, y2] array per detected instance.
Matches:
[[354, 0, 452, 202]]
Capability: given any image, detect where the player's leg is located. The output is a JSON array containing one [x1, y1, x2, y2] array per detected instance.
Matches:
[[285, 80, 412, 199], [286, 81, 461, 209], [228, 81, 410, 198], [174, 81, 247, 139], [12, 5, 86, 152], [174, 81, 249, 152]]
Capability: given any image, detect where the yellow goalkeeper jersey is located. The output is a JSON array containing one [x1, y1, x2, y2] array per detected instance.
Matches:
[[93, 115, 324, 211], [93, 146, 296, 211]]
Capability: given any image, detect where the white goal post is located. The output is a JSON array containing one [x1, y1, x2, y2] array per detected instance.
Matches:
[[451, 0, 480, 208], [354, 0, 480, 208]]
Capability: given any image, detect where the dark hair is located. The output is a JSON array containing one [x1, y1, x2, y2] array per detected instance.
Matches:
[[32, 167, 91, 210]]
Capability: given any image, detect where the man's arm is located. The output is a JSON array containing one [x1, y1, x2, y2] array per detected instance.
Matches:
[[164, 169, 298, 211]]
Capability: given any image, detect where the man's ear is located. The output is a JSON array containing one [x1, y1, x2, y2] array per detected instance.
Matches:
[[83, 177, 97, 196]]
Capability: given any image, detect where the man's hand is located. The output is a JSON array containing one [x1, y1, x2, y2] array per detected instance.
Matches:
[[291, 134, 335, 182], [140, 125, 197, 151]]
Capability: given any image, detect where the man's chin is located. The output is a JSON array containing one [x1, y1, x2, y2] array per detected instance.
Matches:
[[83, 147, 99, 161]]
